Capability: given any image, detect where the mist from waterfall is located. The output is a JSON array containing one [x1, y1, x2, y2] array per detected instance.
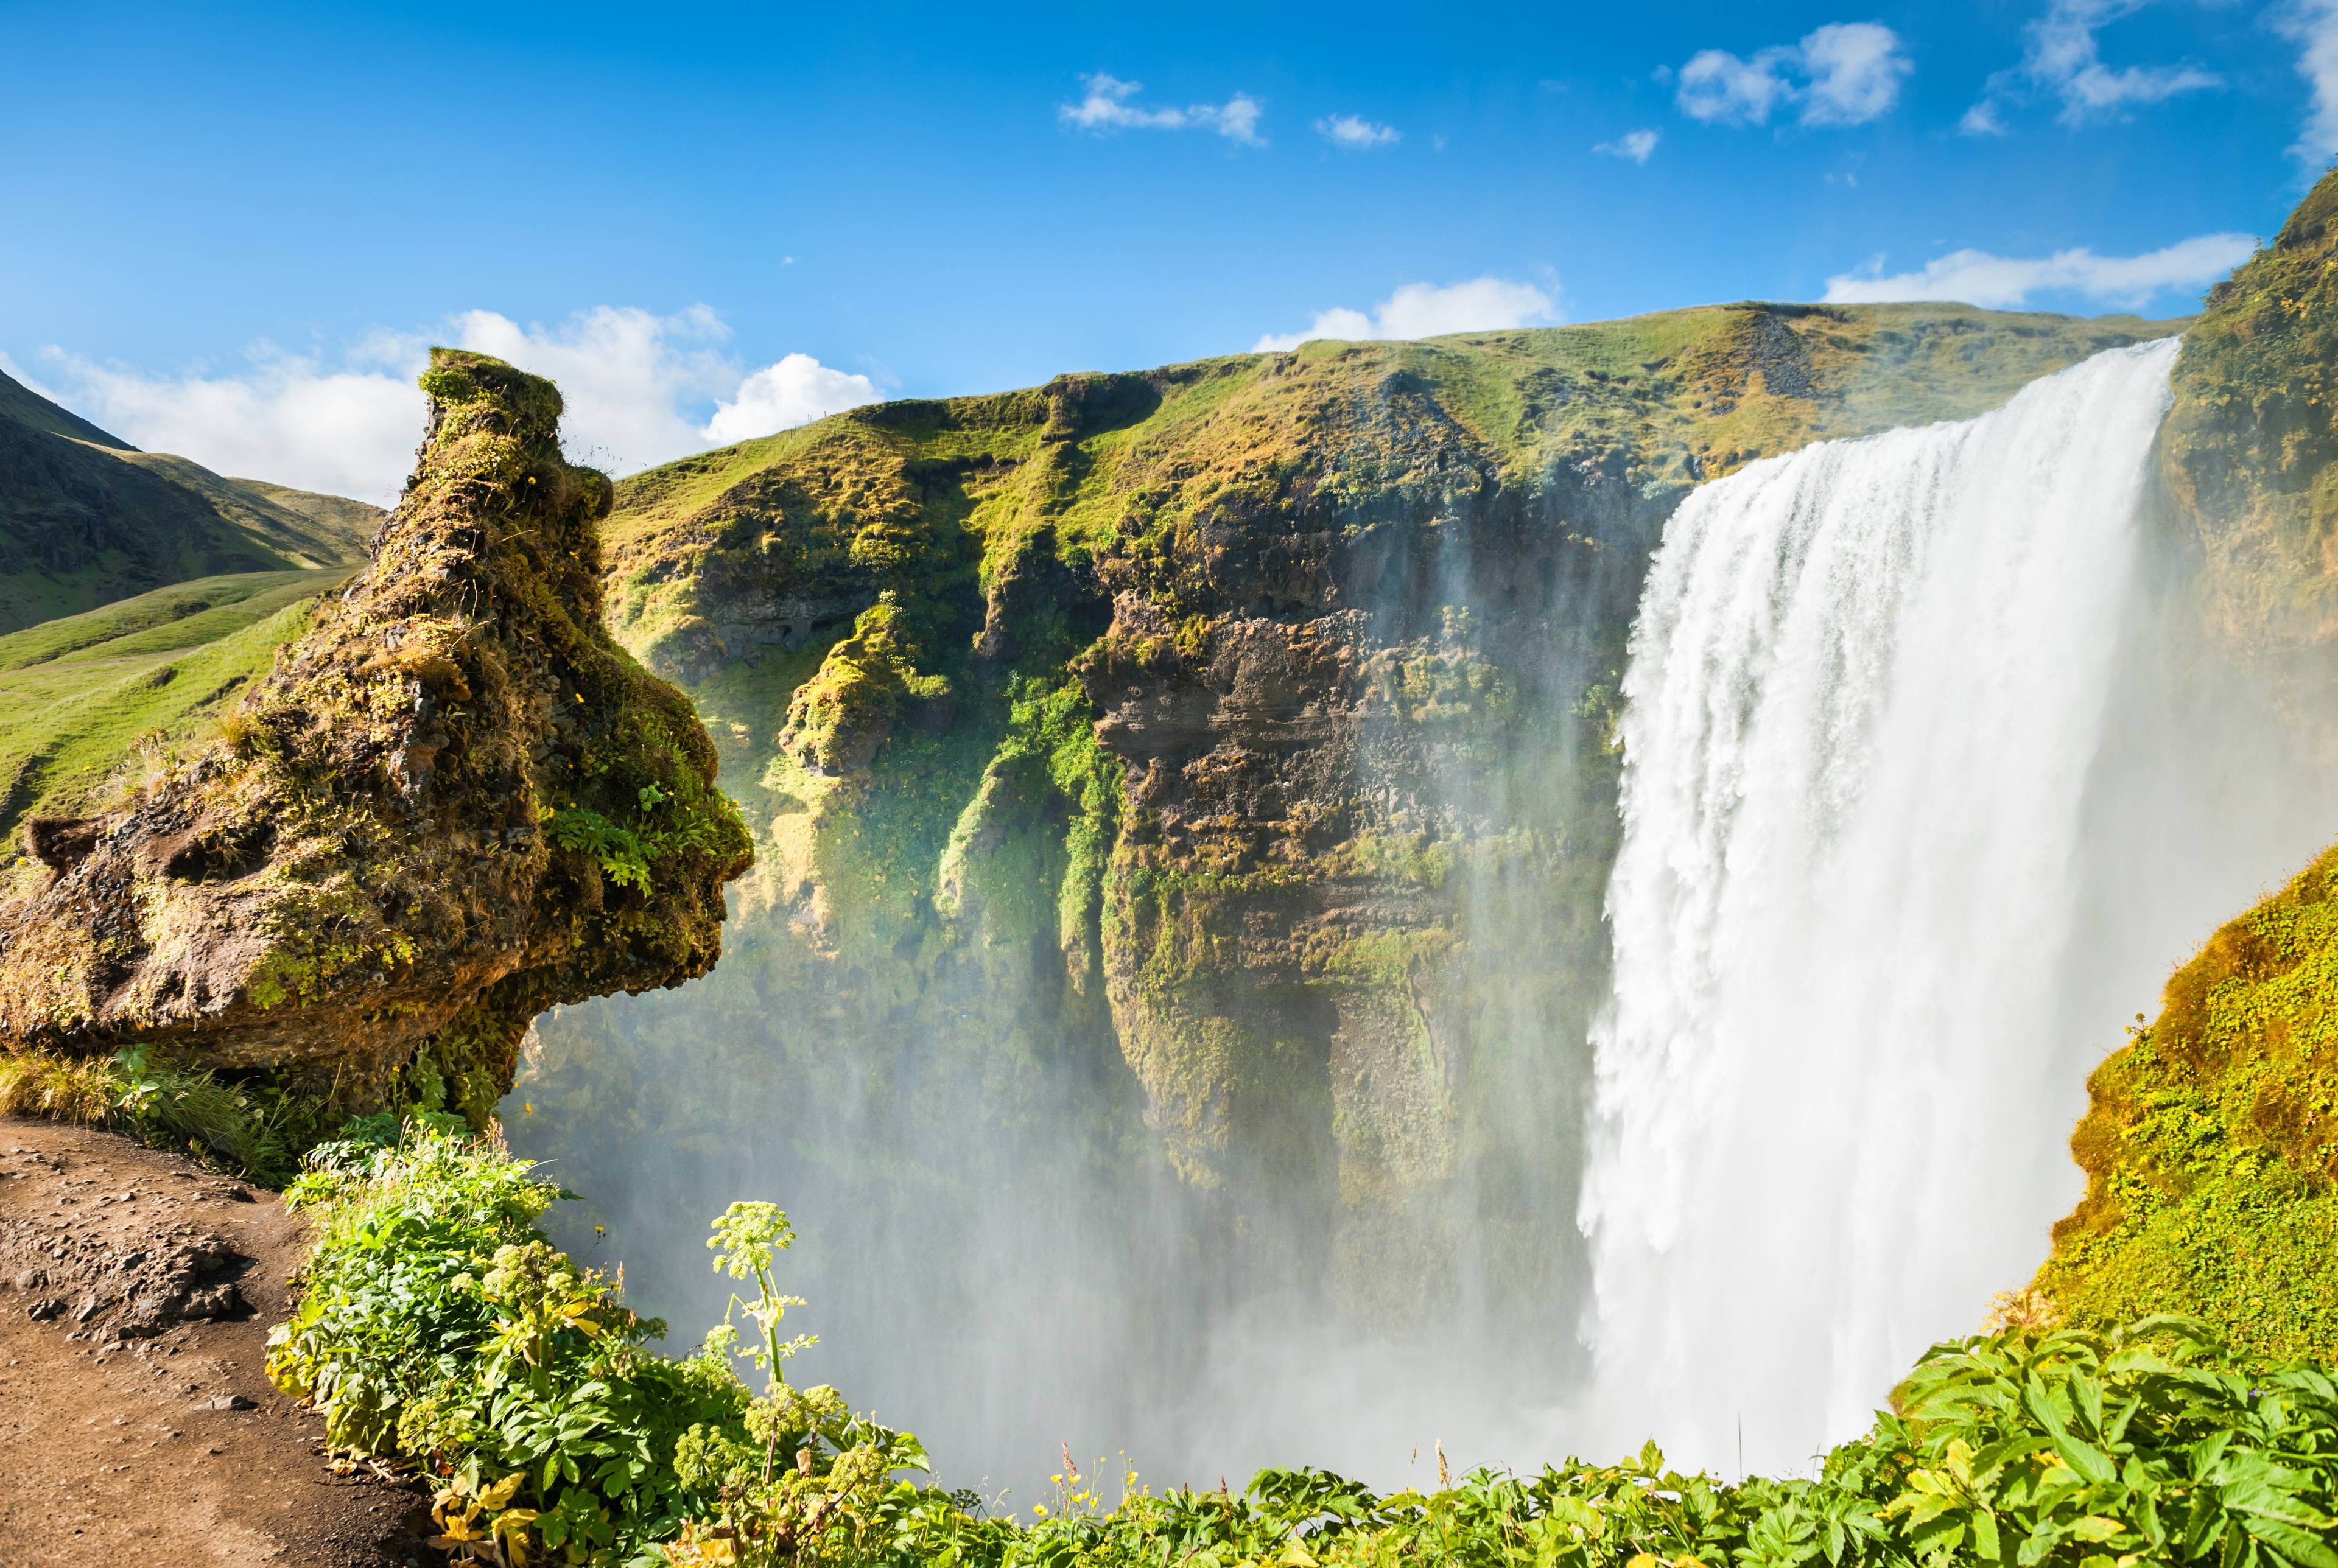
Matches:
[[1581, 338, 2231, 1474]]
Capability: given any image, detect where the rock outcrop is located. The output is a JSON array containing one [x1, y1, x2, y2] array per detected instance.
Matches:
[[2163, 166, 2338, 667], [0, 351, 751, 1123]]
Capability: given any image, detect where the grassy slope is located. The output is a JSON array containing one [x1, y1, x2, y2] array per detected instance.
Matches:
[[0, 567, 351, 850], [0, 367, 122, 445], [0, 366, 376, 634]]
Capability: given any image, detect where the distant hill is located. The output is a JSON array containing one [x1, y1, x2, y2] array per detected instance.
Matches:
[[0, 365, 379, 634]]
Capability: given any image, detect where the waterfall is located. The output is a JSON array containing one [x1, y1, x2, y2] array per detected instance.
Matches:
[[1580, 339, 2182, 1474]]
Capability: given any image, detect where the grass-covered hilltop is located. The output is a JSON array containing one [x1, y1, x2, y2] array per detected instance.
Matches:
[[0, 351, 750, 1170]]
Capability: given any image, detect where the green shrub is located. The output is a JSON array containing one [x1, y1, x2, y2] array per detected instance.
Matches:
[[265, 1129, 927, 1567]]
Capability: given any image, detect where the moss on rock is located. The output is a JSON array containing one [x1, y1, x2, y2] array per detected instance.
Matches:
[[2162, 164, 2338, 662]]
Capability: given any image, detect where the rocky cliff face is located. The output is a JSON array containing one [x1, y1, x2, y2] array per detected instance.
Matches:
[[0, 351, 750, 1125], [516, 303, 2178, 1326], [2163, 168, 2338, 670]]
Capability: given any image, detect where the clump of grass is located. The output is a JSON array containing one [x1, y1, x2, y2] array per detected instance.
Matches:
[[0, 1043, 300, 1182], [0, 1048, 123, 1124]]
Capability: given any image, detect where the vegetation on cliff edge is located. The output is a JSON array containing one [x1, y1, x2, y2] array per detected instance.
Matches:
[[274, 1127, 2338, 1568], [2163, 162, 2338, 660]]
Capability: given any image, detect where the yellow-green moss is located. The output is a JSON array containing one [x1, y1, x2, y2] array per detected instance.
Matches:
[[2036, 844, 2338, 1358]]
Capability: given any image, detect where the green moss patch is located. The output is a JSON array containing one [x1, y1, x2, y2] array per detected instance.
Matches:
[[2038, 843, 2338, 1358]]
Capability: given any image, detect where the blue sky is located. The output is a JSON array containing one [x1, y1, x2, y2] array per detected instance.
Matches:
[[4, 0, 2331, 500]]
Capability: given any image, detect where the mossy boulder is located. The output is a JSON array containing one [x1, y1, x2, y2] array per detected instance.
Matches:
[[0, 350, 750, 1124]]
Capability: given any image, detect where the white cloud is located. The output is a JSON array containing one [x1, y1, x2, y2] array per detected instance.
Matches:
[[1252, 277, 1556, 352], [1820, 231, 2257, 309], [42, 346, 426, 505], [1799, 23, 1915, 126], [1964, 0, 2221, 133], [1595, 128, 1662, 163], [1676, 23, 1910, 128], [1677, 46, 1799, 126], [705, 353, 882, 444], [1059, 73, 1266, 145], [1959, 99, 2009, 136], [35, 307, 883, 505], [2275, 0, 2338, 161], [1316, 113, 1400, 149]]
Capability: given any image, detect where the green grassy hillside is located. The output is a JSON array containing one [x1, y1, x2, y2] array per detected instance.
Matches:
[[0, 366, 377, 633], [0, 567, 351, 853], [2038, 845, 2338, 1359]]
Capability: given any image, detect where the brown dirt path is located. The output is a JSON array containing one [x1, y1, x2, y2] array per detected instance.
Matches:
[[0, 1117, 432, 1566]]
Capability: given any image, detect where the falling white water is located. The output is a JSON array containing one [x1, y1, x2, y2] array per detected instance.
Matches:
[[1580, 339, 2182, 1474]]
